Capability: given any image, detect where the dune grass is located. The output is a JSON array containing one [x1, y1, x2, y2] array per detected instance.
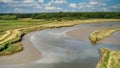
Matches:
[[89, 28, 120, 44], [96, 48, 120, 68], [0, 19, 120, 55]]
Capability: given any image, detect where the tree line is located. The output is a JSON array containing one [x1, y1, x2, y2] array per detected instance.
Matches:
[[0, 12, 120, 20]]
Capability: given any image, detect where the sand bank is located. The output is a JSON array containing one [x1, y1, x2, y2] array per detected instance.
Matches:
[[66, 27, 120, 44], [0, 32, 41, 65]]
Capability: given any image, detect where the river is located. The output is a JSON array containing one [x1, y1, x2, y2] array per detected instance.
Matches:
[[0, 22, 120, 68]]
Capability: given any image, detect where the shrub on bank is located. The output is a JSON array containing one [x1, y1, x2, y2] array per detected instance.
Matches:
[[0, 32, 24, 55]]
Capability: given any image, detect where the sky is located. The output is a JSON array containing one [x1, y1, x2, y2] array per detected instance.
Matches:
[[0, 0, 120, 13]]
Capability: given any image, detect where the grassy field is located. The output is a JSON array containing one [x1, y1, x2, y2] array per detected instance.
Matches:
[[89, 28, 120, 44], [96, 48, 120, 68], [0, 19, 120, 55]]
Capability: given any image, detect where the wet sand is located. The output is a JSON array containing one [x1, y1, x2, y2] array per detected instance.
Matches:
[[0, 32, 41, 65], [66, 27, 120, 44]]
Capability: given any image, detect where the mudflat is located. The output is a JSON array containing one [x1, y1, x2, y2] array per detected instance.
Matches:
[[0, 32, 41, 65], [66, 27, 120, 44]]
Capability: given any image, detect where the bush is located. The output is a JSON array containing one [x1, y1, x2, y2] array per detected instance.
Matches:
[[0, 15, 17, 20]]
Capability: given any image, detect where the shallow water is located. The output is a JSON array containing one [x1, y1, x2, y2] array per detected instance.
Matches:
[[0, 22, 120, 68], [30, 22, 120, 68]]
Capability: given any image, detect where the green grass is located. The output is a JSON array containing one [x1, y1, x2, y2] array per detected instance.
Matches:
[[101, 48, 110, 68], [89, 28, 120, 44], [0, 19, 52, 31], [96, 48, 120, 68], [0, 32, 23, 55]]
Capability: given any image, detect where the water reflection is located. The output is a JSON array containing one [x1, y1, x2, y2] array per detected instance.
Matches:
[[30, 22, 120, 68]]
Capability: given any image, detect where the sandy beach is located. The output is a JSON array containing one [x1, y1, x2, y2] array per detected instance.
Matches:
[[66, 27, 120, 44], [0, 32, 41, 65]]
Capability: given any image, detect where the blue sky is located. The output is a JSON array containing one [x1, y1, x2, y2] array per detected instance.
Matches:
[[0, 0, 120, 13]]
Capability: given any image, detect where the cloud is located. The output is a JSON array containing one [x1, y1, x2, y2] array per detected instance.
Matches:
[[51, 0, 67, 4], [23, 0, 34, 3], [0, 0, 42, 13], [45, 6, 62, 10], [0, 0, 119, 12], [69, 3, 77, 8], [0, 0, 12, 3], [38, 0, 44, 3], [14, 8, 25, 13], [68, 0, 108, 12], [43, 0, 65, 11], [90, 2, 99, 5], [112, 4, 120, 9], [45, 2, 62, 11], [5, 0, 42, 8], [90, 0, 107, 2], [111, 4, 120, 12], [79, 2, 107, 11]]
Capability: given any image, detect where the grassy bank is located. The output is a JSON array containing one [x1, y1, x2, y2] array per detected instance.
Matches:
[[0, 19, 120, 55], [89, 28, 120, 44], [96, 48, 120, 68]]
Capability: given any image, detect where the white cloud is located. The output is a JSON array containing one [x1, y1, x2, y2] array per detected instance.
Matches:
[[0, 0, 12, 3], [38, 0, 44, 3], [90, 2, 99, 5], [44, 0, 64, 11], [68, 1, 108, 12], [23, 0, 34, 3], [6, 0, 42, 8], [46, 2, 52, 6], [78, 3, 92, 9], [45, 6, 62, 10], [9, 2, 38, 7], [45, 3, 62, 11], [14, 8, 25, 13], [112, 4, 120, 9], [111, 4, 120, 12], [69, 3, 77, 8], [51, 0, 67, 4], [13, 7, 40, 13], [90, 0, 107, 2], [0, 0, 119, 12], [4, 0, 42, 13]]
